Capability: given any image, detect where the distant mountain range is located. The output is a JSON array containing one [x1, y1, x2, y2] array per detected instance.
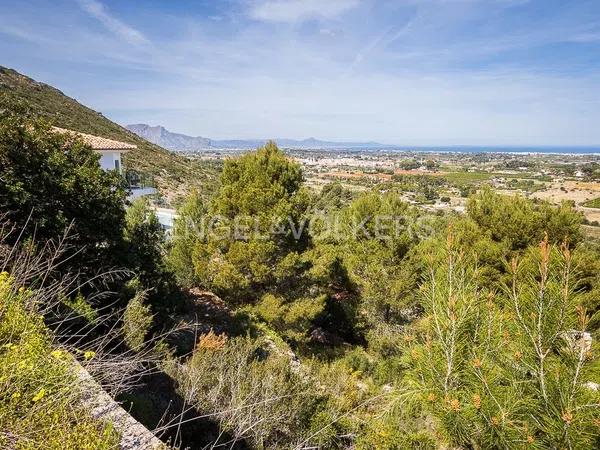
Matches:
[[126, 124, 388, 151], [126, 124, 211, 151]]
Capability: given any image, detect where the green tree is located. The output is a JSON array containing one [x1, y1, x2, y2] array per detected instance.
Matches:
[[467, 187, 582, 251], [312, 182, 354, 212], [341, 192, 421, 324], [122, 287, 154, 351], [193, 141, 309, 301], [404, 232, 600, 449], [123, 198, 176, 308], [168, 189, 205, 287], [0, 109, 126, 272]]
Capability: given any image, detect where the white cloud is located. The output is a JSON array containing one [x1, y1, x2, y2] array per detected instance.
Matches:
[[248, 0, 359, 23], [94, 69, 600, 146], [76, 0, 148, 45], [4, 0, 600, 145]]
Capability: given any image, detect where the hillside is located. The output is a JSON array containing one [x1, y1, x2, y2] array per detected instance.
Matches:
[[0, 66, 219, 204]]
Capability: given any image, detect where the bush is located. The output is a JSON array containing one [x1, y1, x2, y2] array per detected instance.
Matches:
[[252, 293, 326, 343], [168, 334, 320, 448], [168, 190, 205, 287], [0, 272, 119, 449], [356, 419, 436, 450], [467, 187, 582, 250], [124, 198, 178, 309]]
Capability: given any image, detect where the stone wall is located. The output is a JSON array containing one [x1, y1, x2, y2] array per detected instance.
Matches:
[[75, 362, 166, 450]]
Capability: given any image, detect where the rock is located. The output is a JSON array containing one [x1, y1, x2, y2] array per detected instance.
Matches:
[[562, 330, 592, 354], [309, 327, 342, 346]]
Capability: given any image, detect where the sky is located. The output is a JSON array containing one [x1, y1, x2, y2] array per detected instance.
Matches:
[[2, 0, 600, 146]]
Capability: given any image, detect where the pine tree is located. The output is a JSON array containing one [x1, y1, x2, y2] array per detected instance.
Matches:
[[405, 228, 600, 449]]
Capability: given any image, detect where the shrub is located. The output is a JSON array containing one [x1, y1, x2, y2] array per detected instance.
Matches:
[[356, 418, 436, 450], [253, 293, 327, 342], [467, 187, 582, 250], [168, 335, 320, 448], [124, 197, 178, 309], [62, 292, 98, 322], [196, 329, 227, 351], [168, 190, 205, 287], [0, 272, 119, 449]]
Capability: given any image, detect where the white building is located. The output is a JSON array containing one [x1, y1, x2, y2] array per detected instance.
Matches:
[[52, 127, 136, 172], [52, 127, 171, 228]]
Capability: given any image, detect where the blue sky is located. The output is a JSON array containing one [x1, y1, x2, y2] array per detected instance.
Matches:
[[2, 0, 600, 145]]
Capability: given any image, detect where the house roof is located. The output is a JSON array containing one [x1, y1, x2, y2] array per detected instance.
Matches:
[[52, 127, 136, 151]]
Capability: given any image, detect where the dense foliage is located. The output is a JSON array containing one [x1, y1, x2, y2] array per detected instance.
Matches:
[[404, 234, 600, 448], [0, 273, 119, 449], [0, 110, 178, 312], [1, 113, 599, 449], [192, 141, 309, 300], [0, 110, 126, 272], [165, 143, 600, 448]]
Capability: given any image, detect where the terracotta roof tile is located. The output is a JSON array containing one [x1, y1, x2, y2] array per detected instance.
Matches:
[[52, 127, 136, 151]]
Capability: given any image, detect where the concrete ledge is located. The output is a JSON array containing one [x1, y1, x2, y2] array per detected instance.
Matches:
[[75, 362, 166, 450]]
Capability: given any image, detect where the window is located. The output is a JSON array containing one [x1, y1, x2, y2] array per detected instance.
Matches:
[[114, 158, 120, 172]]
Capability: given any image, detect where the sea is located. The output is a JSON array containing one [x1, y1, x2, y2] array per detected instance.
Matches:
[[339, 146, 600, 155]]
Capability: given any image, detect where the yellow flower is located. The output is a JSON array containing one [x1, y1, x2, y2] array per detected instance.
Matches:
[[11, 392, 21, 400], [473, 357, 482, 369], [32, 388, 46, 402], [83, 350, 96, 361], [51, 350, 66, 360], [427, 393, 436, 402], [527, 435, 534, 444]]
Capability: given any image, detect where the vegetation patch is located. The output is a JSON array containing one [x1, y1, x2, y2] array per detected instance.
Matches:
[[0, 272, 119, 449], [583, 197, 600, 208]]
